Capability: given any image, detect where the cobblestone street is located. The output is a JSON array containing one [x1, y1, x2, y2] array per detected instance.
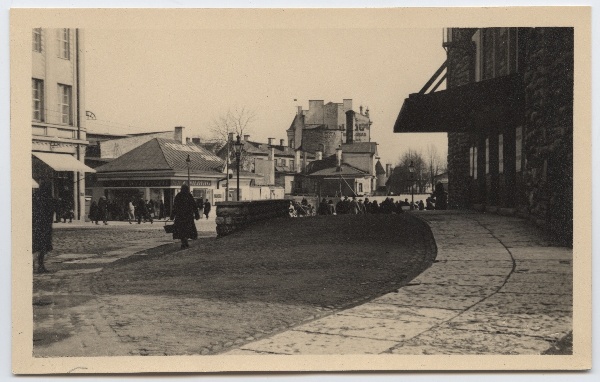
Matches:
[[31, 211, 574, 359], [33, 214, 436, 357]]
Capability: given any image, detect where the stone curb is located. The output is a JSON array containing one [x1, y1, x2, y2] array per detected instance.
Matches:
[[223, 211, 572, 355]]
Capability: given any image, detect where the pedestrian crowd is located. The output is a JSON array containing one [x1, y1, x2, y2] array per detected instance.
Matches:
[[288, 183, 449, 218], [86, 196, 213, 225]]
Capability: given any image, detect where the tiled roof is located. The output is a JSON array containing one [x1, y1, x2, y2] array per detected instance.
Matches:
[[341, 142, 378, 154], [309, 163, 369, 177], [95, 138, 224, 173]]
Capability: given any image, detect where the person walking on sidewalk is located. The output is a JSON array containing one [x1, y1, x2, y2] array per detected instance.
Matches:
[[32, 181, 54, 273], [158, 199, 166, 220], [89, 200, 99, 224], [127, 199, 135, 224], [136, 198, 148, 224], [171, 184, 200, 249], [203, 199, 211, 219], [98, 196, 109, 225]]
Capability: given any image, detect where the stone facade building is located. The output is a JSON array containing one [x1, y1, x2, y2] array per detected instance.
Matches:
[[31, 28, 94, 221], [394, 28, 573, 244], [287, 99, 373, 157]]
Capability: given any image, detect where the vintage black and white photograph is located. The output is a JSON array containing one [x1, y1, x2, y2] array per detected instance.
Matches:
[[11, 6, 591, 374]]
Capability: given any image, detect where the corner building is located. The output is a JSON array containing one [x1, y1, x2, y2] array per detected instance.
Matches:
[[394, 28, 573, 244], [31, 28, 94, 221]]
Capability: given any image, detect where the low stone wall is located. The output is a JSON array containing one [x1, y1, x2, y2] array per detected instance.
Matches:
[[215, 200, 290, 237]]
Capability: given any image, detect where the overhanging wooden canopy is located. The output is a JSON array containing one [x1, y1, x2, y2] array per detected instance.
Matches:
[[394, 73, 524, 133]]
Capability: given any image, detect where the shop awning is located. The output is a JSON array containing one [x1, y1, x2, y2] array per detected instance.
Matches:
[[33, 152, 96, 173], [394, 73, 524, 133]]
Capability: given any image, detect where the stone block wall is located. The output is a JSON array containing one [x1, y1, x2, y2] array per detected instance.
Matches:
[[521, 28, 573, 244], [303, 128, 343, 157], [444, 27, 573, 244], [215, 200, 291, 237], [446, 28, 476, 209]]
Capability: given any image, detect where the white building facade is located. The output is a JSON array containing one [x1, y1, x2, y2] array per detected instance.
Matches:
[[32, 28, 94, 221]]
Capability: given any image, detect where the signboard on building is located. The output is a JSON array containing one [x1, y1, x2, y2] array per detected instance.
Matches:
[[97, 179, 213, 188]]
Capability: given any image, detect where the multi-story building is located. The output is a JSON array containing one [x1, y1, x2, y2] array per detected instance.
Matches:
[[31, 28, 94, 221], [287, 99, 373, 157], [394, 28, 573, 244]]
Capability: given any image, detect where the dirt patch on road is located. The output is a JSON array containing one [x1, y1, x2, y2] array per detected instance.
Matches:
[[92, 214, 437, 308]]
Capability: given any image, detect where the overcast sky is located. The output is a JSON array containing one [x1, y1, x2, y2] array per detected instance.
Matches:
[[84, 27, 448, 166]]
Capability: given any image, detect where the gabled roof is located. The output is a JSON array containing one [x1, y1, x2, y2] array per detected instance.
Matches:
[[305, 154, 370, 177], [95, 138, 224, 173], [341, 142, 378, 154], [309, 164, 369, 177]]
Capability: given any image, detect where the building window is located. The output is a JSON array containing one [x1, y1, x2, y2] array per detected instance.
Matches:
[[290, 159, 295, 170], [485, 138, 490, 175], [280, 158, 286, 166], [498, 134, 504, 174], [516, 127, 523, 172], [476, 28, 519, 81], [469, 147, 474, 176], [32, 79, 44, 122], [58, 28, 70, 59], [32, 28, 42, 52], [472, 30, 482, 82], [358, 183, 363, 193], [474, 147, 478, 180], [57, 84, 73, 125]]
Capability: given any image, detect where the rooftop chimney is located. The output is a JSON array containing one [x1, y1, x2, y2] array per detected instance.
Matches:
[[343, 99, 352, 112], [386, 163, 393, 177], [297, 106, 303, 115], [228, 132, 234, 142], [336, 147, 343, 168], [268, 145, 275, 161], [294, 150, 302, 173], [268, 138, 274, 146], [280, 139, 285, 147], [186, 137, 191, 144], [174, 126, 185, 144], [365, 107, 370, 118], [359, 105, 363, 115], [315, 150, 323, 161], [244, 134, 250, 142]]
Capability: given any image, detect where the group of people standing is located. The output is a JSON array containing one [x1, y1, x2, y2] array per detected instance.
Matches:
[[88, 197, 165, 225], [319, 196, 407, 215], [88, 195, 213, 225]]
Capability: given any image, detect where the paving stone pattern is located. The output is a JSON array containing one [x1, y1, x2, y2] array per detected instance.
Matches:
[[225, 211, 572, 355], [33, 215, 435, 357]]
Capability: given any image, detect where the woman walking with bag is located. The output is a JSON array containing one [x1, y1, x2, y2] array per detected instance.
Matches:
[[170, 184, 200, 249]]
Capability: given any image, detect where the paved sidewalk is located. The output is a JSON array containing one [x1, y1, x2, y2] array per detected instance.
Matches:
[[225, 211, 572, 355]]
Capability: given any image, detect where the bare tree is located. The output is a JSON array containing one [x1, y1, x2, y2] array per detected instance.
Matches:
[[425, 144, 446, 191], [386, 149, 428, 194], [209, 107, 256, 145], [210, 107, 257, 171]]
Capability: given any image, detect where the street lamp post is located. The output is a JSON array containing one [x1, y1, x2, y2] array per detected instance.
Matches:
[[233, 135, 244, 201], [186, 154, 191, 188], [225, 132, 233, 201], [408, 161, 415, 210]]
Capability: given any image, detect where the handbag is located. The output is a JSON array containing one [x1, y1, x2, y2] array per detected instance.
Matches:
[[163, 220, 175, 234]]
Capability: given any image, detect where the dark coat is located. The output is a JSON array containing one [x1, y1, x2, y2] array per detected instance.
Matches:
[[136, 199, 148, 216], [203, 201, 211, 215], [98, 198, 108, 220], [171, 191, 199, 240], [89, 201, 99, 221], [32, 184, 54, 253]]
